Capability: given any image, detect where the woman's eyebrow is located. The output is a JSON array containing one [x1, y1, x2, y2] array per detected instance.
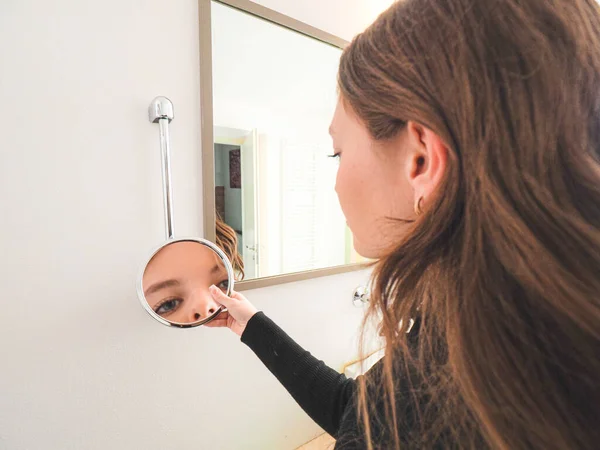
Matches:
[[144, 279, 180, 296]]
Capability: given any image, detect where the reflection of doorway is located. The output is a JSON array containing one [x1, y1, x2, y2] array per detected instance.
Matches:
[[214, 127, 259, 279]]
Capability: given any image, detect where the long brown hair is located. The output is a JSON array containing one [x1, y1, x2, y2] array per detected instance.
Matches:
[[339, 0, 600, 448], [215, 214, 245, 281]]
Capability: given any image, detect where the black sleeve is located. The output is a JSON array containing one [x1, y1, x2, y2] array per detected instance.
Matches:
[[241, 312, 357, 437]]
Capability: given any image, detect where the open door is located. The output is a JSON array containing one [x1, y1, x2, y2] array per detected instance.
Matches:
[[240, 129, 259, 278]]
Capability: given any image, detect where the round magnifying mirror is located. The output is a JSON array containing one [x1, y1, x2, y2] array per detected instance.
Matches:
[[137, 238, 235, 328]]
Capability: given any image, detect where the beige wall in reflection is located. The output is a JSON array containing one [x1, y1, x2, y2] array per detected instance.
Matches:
[[0, 0, 389, 449]]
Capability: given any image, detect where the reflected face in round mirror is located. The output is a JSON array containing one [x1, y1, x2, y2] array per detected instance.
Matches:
[[139, 239, 234, 327]]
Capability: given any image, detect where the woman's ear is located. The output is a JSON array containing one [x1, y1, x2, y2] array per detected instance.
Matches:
[[405, 121, 448, 210]]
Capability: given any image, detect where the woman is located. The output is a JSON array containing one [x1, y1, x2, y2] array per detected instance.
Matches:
[[208, 0, 600, 448], [141, 217, 244, 324], [142, 240, 229, 323]]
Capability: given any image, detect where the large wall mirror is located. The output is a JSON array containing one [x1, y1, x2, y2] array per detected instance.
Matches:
[[200, 0, 368, 289]]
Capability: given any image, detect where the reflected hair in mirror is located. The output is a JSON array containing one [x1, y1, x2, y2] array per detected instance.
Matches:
[[216, 212, 245, 280]]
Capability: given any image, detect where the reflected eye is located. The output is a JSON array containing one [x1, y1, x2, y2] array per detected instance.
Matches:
[[154, 298, 183, 316], [217, 279, 229, 292]]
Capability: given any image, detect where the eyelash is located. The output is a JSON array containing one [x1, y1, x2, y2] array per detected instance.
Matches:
[[218, 279, 229, 290], [328, 153, 341, 159], [154, 297, 183, 316]]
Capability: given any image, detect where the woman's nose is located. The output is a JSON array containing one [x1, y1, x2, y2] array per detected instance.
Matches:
[[190, 291, 219, 322]]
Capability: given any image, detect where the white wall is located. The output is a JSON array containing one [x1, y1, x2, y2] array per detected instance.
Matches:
[[0, 0, 392, 449]]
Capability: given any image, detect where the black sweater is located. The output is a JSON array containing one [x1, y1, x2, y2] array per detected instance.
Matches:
[[241, 312, 434, 449]]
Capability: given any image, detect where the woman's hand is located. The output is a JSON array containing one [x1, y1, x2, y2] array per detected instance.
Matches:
[[205, 285, 259, 337]]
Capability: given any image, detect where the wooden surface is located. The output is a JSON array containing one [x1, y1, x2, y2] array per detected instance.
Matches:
[[295, 433, 336, 450]]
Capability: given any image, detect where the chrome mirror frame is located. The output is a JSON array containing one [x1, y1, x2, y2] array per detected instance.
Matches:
[[137, 237, 235, 328]]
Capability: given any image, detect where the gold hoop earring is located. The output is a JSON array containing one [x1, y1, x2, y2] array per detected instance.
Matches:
[[414, 197, 424, 216]]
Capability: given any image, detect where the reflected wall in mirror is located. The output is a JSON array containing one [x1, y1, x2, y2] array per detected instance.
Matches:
[[138, 238, 239, 328], [208, 0, 367, 282]]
